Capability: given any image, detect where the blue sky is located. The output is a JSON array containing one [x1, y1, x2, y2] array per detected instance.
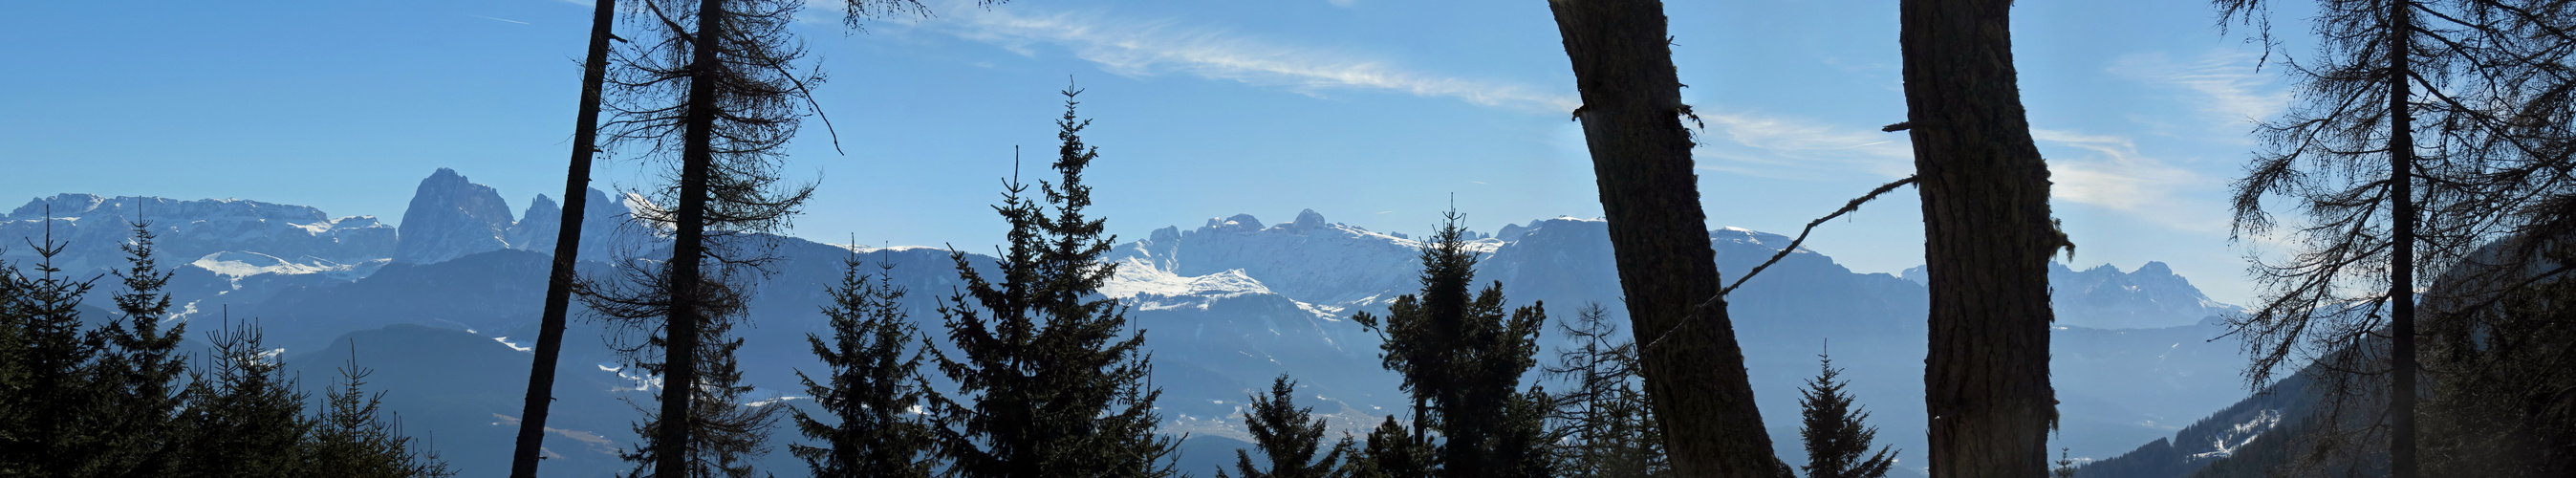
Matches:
[[1, 0, 2310, 304]]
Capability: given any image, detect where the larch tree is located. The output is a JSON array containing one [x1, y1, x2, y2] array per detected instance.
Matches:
[[1545, 303, 1668, 478], [1889, 0, 2067, 475], [790, 251, 935, 478], [591, 0, 822, 474], [923, 87, 1178, 478], [2216, 0, 2576, 476], [1542, 2, 1791, 476], [508, 0, 619, 474]]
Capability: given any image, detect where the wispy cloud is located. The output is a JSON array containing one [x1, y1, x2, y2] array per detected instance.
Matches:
[[1693, 110, 1916, 180], [929, 5, 1575, 112], [2032, 129, 2222, 230], [2111, 50, 2286, 130], [468, 14, 529, 25]]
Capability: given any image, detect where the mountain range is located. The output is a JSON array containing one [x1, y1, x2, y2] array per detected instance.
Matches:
[[1, 168, 2271, 477]]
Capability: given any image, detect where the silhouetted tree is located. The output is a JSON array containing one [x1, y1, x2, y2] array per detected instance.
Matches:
[[1222, 375, 1351, 478], [595, 0, 823, 473], [617, 296, 781, 478], [307, 349, 456, 478], [2217, 1, 2576, 476], [1544, 303, 1667, 478], [1544, 2, 1789, 475], [791, 251, 934, 478], [1887, 0, 2068, 474], [1796, 350, 1894, 478], [0, 217, 108, 475], [1348, 416, 1434, 478], [923, 87, 1178, 478], [1351, 208, 1550, 478], [172, 316, 311, 478], [88, 218, 193, 475], [509, 0, 620, 474]]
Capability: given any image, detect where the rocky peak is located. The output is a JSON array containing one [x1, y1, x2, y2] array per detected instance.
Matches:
[[393, 168, 516, 264]]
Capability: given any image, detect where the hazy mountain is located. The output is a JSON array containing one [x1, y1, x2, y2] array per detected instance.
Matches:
[[1, 168, 2272, 477]]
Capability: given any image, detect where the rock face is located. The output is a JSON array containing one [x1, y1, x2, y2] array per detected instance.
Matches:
[[0, 193, 396, 277], [393, 168, 516, 264], [504, 187, 659, 262]]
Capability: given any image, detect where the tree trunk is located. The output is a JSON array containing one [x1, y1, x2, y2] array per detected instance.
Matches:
[[656, 0, 725, 475], [2385, 1, 2418, 476], [1544, 2, 1788, 476], [1895, 0, 2058, 476], [509, 0, 616, 475]]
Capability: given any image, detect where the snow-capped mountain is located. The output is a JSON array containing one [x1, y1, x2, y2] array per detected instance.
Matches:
[[3, 168, 2269, 477]]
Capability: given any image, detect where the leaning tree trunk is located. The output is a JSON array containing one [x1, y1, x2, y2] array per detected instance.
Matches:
[[1545, 1, 1789, 476], [655, 0, 725, 475], [1894, 0, 2059, 476], [509, 0, 617, 475]]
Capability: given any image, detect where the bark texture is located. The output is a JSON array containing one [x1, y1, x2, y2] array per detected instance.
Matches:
[[654, 0, 725, 475], [509, 0, 617, 475], [1544, 1, 1788, 476], [1895, 0, 2059, 476]]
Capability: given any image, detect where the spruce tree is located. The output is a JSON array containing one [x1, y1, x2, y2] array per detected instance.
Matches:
[[1222, 375, 1350, 478], [617, 291, 781, 478], [90, 218, 192, 476], [1349, 208, 1549, 477], [1348, 416, 1433, 478], [924, 86, 1177, 477], [1795, 350, 1893, 478], [791, 251, 934, 478], [173, 315, 312, 478], [306, 348, 456, 478], [0, 216, 107, 474]]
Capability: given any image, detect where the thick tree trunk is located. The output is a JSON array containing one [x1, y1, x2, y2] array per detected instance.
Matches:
[[655, 0, 725, 475], [1895, 0, 2059, 476], [509, 1, 617, 476], [2385, 1, 2418, 476], [1545, 1, 1788, 476]]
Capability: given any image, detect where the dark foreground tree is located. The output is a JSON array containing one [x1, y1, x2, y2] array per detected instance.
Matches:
[[509, 0, 619, 474], [924, 87, 1178, 478], [90, 219, 192, 475], [617, 293, 782, 478], [0, 217, 107, 475], [1222, 375, 1352, 478], [791, 251, 934, 478], [1796, 349, 1894, 478], [1892, 0, 2066, 475], [1543, 2, 1789, 475], [595, 0, 822, 474], [309, 350, 456, 478], [1350, 209, 1550, 477], [1545, 303, 1668, 478], [172, 317, 312, 477], [1349, 416, 1434, 478], [2216, 1, 2576, 476]]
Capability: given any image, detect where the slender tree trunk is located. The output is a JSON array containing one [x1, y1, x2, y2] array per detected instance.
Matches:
[[1545, 2, 1787, 476], [2385, 1, 2418, 476], [509, 1, 617, 475], [656, 0, 725, 475], [1895, 0, 2058, 476]]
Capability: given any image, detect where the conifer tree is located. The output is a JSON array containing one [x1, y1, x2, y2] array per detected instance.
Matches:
[[1795, 350, 1893, 478], [1545, 303, 1667, 478], [1221, 375, 1350, 478], [617, 292, 781, 478], [0, 217, 107, 474], [791, 251, 934, 478], [173, 315, 312, 478], [924, 86, 1178, 478], [87, 218, 193, 476], [1348, 416, 1433, 478], [1349, 209, 1549, 477], [306, 348, 456, 478]]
